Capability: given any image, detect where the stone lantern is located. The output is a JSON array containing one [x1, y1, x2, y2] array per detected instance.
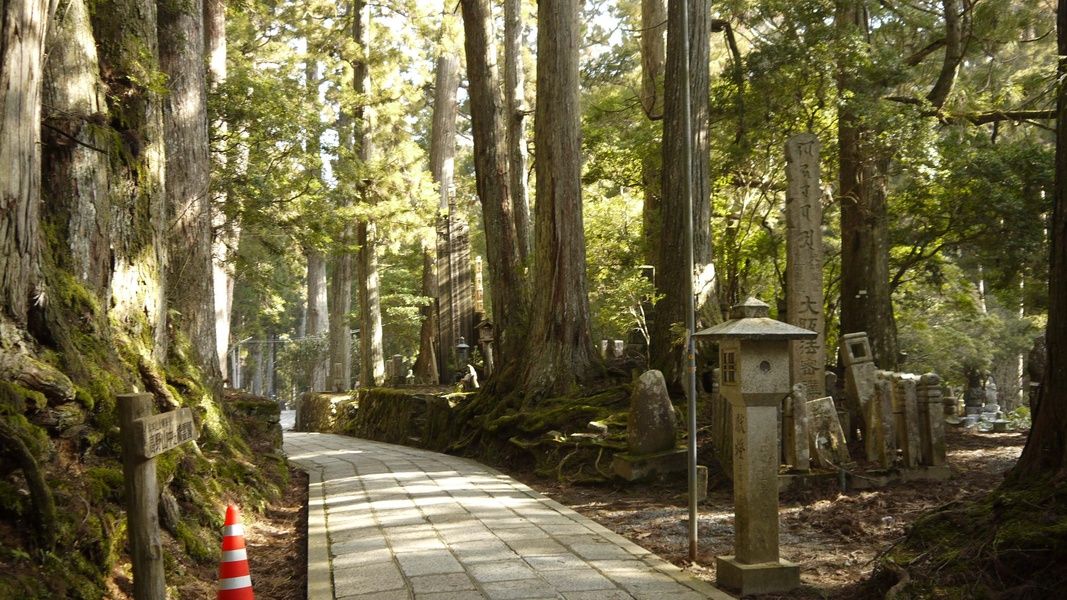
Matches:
[[694, 297, 816, 596]]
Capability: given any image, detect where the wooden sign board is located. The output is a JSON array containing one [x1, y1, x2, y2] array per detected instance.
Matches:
[[135, 407, 197, 459]]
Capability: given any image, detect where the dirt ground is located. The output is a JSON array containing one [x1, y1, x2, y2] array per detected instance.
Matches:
[[522, 428, 1026, 599], [243, 468, 308, 600]]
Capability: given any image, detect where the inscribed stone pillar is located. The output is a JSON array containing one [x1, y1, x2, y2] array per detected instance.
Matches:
[[782, 383, 810, 472], [868, 375, 895, 468], [918, 373, 947, 466], [785, 134, 825, 400], [842, 332, 877, 422], [891, 374, 921, 468]]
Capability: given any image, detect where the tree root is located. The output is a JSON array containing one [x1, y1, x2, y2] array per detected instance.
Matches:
[[0, 419, 57, 548], [883, 560, 911, 600]]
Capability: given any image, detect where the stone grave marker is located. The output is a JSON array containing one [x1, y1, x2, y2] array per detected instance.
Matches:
[[612, 370, 686, 481], [806, 396, 851, 468], [782, 383, 811, 472], [785, 133, 826, 402], [917, 373, 947, 466], [889, 374, 922, 468], [842, 332, 877, 432]]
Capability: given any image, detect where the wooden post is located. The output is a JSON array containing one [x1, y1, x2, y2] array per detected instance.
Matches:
[[119, 393, 166, 600]]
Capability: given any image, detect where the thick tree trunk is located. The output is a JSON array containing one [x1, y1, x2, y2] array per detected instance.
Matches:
[[41, 0, 109, 299], [640, 0, 667, 265], [459, 0, 529, 369], [351, 0, 385, 388], [1009, 0, 1067, 480], [206, 0, 235, 377], [305, 249, 328, 390], [1, 0, 56, 325], [413, 244, 439, 383], [327, 249, 353, 391], [521, 0, 598, 399], [92, 0, 170, 362], [836, 0, 899, 370], [414, 49, 460, 384], [160, 0, 221, 388], [357, 222, 385, 387], [650, 0, 715, 387], [504, 0, 531, 262]]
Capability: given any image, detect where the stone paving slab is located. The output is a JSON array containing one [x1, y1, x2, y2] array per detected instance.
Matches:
[[285, 432, 734, 600]]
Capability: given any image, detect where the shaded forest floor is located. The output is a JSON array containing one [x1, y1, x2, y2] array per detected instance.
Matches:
[[519, 428, 1026, 599]]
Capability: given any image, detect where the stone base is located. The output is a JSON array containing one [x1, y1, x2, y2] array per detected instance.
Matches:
[[716, 556, 800, 596], [612, 448, 687, 481]]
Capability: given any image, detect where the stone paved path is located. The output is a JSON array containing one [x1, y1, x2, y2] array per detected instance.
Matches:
[[284, 432, 733, 600]]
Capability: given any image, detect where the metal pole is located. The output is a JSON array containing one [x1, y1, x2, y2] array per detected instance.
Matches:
[[680, 0, 700, 563]]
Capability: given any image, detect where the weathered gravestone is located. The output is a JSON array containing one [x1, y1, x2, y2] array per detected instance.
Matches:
[[890, 374, 922, 469], [806, 396, 851, 469], [782, 383, 811, 472], [917, 373, 947, 466], [612, 370, 686, 480], [868, 375, 896, 468], [842, 332, 877, 436]]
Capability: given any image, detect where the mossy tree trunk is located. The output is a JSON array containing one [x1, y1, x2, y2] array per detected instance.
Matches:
[[0, 0, 56, 326], [459, 0, 529, 377], [1009, 0, 1067, 481], [160, 0, 222, 392], [520, 0, 598, 399]]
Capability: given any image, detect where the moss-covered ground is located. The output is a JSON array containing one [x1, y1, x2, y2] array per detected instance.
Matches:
[[0, 272, 289, 599]]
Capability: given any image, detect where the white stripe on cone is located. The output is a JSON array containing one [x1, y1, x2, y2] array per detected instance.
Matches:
[[223, 524, 245, 537], [221, 549, 248, 563], [219, 575, 253, 591]]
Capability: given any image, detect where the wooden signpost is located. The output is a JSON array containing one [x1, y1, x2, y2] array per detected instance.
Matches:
[[118, 393, 198, 600]]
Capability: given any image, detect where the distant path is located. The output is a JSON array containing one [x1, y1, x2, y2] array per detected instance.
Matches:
[[284, 432, 733, 600]]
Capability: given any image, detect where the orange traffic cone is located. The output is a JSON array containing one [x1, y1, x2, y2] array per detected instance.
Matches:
[[218, 504, 254, 600]]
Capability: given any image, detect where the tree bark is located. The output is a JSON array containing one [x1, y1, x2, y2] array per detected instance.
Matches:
[[925, 0, 964, 109], [521, 0, 598, 399], [160, 0, 221, 388], [357, 221, 385, 387], [41, 0, 109, 299], [1, 0, 56, 325], [459, 0, 528, 369], [836, 0, 899, 370], [352, 0, 385, 388], [640, 0, 666, 267], [414, 48, 460, 384], [650, 0, 715, 387], [1009, 0, 1067, 480], [305, 248, 328, 390], [206, 0, 236, 377], [504, 0, 531, 262], [92, 0, 170, 362]]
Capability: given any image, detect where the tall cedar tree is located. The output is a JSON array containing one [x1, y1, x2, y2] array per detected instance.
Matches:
[[521, 0, 599, 398], [459, 0, 528, 373], [160, 0, 222, 390], [353, 0, 386, 387], [650, 0, 713, 387], [413, 47, 460, 384], [1009, 0, 1067, 480]]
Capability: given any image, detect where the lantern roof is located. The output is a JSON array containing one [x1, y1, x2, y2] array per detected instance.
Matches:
[[694, 297, 817, 341]]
